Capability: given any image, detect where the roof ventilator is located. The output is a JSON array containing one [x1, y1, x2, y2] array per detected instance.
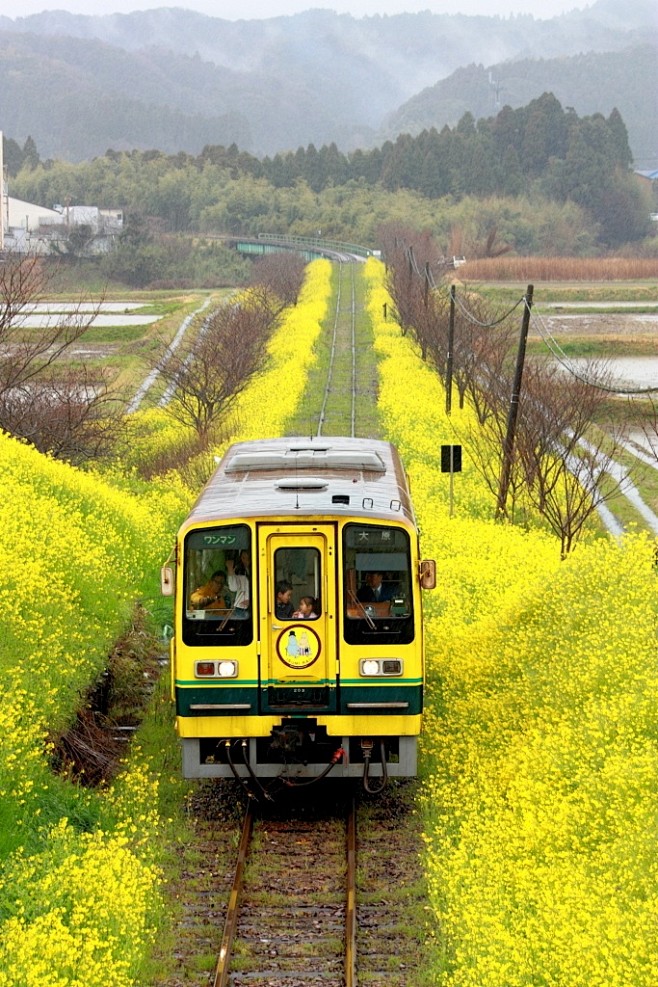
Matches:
[[275, 478, 328, 492]]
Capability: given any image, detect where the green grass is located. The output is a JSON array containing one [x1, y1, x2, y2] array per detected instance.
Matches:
[[477, 283, 658, 307], [527, 337, 658, 358]]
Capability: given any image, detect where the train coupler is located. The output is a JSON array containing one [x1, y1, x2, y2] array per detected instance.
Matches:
[[361, 739, 389, 794]]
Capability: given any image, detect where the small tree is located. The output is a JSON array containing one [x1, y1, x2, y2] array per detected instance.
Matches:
[[249, 252, 307, 310], [50, 223, 97, 261], [157, 293, 275, 443], [516, 362, 629, 555], [0, 254, 127, 462]]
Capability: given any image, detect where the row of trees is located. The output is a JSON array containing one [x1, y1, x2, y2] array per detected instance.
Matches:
[[0, 251, 306, 466], [380, 224, 633, 555], [7, 94, 654, 252], [153, 251, 306, 449]]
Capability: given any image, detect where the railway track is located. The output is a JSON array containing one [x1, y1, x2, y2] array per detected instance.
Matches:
[[317, 261, 358, 439], [210, 788, 421, 987], [292, 260, 377, 441], [155, 262, 426, 987]]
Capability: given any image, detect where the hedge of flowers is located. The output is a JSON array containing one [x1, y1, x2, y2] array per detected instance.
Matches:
[[0, 434, 187, 985], [0, 258, 332, 987], [364, 257, 658, 986]]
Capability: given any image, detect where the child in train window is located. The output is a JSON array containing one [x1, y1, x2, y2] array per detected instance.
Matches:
[[275, 580, 294, 619], [292, 595, 318, 619]]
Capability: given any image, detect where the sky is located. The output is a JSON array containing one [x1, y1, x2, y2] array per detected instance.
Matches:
[[0, 0, 589, 21]]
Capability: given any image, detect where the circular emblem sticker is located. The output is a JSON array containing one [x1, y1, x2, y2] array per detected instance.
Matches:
[[277, 624, 321, 669]]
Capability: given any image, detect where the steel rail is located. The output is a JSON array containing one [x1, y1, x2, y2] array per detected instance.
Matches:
[[349, 262, 357, 439], [212, 802, 254, 987], [212, 799, 359, 986], [317, 261, 358, 438], [317, 259, 343, 437], [345, 796, 358, 987]]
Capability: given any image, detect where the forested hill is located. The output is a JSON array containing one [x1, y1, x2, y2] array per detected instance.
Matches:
[[9, 93, 651, 252], [0, 0, 655, 163], [386, 44, 657, 172]]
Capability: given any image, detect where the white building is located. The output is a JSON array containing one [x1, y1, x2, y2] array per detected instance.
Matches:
[[1, 132, 122, 253], [40, 204, 124, 234], [3, 197, 123, 254]]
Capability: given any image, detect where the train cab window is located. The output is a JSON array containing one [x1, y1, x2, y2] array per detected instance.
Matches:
[[274, 547, 321, 620], [182, 524, 253, 646], [343, 524, 414, 644]]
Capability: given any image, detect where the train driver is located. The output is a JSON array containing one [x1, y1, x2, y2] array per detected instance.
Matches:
[[189, 570, 232, 610], [357, 571, 396, 603]]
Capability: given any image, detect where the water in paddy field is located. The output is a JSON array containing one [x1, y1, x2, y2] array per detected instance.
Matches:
[[566, 356, 658, 391], [535, 309, 658, 392], [18, 302, 163, 329]]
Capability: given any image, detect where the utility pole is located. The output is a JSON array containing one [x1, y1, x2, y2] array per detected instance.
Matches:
[[0, 130, 4, 253], [496, 284, 534, 518], [445, 284, 455, 415]]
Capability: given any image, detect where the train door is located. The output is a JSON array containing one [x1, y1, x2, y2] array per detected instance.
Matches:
[[258, 525, 337, 713]]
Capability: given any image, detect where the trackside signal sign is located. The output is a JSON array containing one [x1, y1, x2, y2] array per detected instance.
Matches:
[[440, 444, 462, 473]]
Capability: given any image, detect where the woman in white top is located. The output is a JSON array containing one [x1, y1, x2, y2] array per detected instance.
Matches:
[[226, 558, 250, 618]]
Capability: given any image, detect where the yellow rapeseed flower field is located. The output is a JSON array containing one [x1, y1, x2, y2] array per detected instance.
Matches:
[[2, 256, 656, 985], [365, 257, 658, 986], [0, 258, 333, 987]]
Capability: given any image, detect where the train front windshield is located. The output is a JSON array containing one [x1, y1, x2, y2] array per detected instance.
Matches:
[[182, 524, 253, 646], [343, 523, 414, 644]]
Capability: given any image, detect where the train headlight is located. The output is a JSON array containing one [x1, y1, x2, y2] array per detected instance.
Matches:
[[359, 658, 403, 677], [361, 659, 380, 676], [194, 660, 239, 678]]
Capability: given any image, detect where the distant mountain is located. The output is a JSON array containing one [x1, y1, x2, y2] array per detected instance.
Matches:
[[0, 0, 655, 163], [384, 44, 658, 171]]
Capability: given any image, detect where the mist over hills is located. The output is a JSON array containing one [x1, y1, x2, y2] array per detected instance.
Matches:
[[386, 44, 658, 170], [0, 0, 655, 165]]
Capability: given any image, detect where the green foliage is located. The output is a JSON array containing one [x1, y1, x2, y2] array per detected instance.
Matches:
[[8, 91, 653, 263]]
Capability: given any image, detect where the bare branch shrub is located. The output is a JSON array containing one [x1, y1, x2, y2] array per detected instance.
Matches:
[[0, 253, 127, 463], [248, 252, 307, 310], [0, 367, 127, 464], [380, 225, 445, 358], [158, 294, 275, 442]]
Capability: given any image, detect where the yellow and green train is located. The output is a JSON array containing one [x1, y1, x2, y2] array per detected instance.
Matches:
[[162, 436, 435, 791]]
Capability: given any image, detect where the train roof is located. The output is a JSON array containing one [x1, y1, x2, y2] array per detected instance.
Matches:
[[182, 436, 416, 528]]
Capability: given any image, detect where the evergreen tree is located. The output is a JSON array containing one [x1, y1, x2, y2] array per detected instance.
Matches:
[[2, 136, 24, 177], [521, 92, 568, 177], [606, 107, 633, 169], [22, 136, 41, 171]]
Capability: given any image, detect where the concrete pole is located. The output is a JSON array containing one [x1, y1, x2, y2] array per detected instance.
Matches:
[[0, 130, 4, 252], [496, 284, 534, 518]]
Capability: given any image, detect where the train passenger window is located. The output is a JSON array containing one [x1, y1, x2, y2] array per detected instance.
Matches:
[[274, 547, 321, 620], [343, 524, 414, 644], [182, 524, 253, 646]]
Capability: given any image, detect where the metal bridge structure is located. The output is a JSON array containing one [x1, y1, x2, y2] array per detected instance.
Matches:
[[223, 232, 379, 263]]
